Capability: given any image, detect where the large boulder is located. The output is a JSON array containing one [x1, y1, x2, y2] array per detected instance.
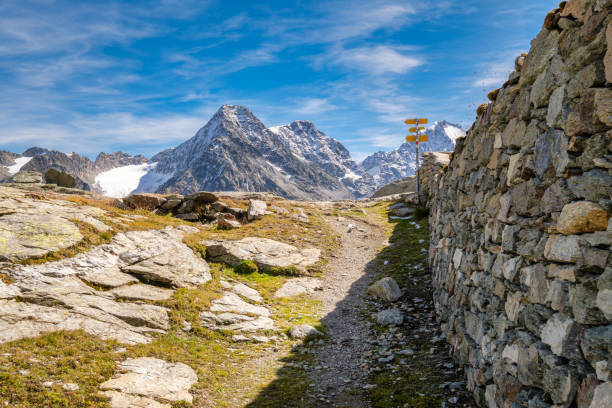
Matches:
[[11, 171, 42, 183], [44, 168, 76, 188], [290, 324, 323, 339], [203, 237, 320, 273], [123, 194, 165, 211], [185, 191, 218, 203]]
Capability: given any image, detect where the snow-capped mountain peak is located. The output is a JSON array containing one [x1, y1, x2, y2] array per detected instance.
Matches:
[[361, 120, 464, 187]]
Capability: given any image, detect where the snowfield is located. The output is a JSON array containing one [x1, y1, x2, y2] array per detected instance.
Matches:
[[94, 162, 171, 198]]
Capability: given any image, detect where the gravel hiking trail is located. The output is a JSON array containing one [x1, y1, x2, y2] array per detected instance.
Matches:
[[305, 215, 387, 407]]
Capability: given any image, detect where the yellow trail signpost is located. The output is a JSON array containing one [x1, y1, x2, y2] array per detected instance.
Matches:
[[404, 118, 429, 202]]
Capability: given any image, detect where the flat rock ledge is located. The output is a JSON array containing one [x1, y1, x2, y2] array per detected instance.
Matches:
[[99, 357, 198, 407], [0, 226, 210, 345], [203, 237, 320, 273], [200, 287, 276, 333]]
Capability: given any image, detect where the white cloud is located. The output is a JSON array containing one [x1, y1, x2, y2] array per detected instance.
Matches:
[[330, 45, 423, 75]]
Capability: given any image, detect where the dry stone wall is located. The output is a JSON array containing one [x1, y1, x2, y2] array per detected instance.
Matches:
[[427, 1, 612, 407]]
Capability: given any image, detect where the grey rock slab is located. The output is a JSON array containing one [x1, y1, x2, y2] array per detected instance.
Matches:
[[119, 230, 211, 288], [209, 292, 269, 316], [0, 186, 113, 262], [230, 282, 263, 303], [99, 357, 197, 404], [100, 391, 170, 408], [110, 284, 174, 302], [0, 299, 153, 345], [274, 277, 322, 298], [290, 324, 323, 339], [203, 237, 320, 272], [228, 316, 276, 332], [376, 309, 404, 326], [200, 311, 254, 326], [81, 267, 139, 288], [367, 277, 402, 302]]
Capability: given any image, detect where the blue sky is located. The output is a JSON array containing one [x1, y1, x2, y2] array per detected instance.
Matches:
[[0, 0, 557, 161]]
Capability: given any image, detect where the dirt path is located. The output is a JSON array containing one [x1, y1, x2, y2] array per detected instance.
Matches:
[[306, 215, 387, 407]]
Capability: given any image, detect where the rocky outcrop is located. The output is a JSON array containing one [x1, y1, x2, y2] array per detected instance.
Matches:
[[123, 191, 252, 226], [0, 186, 106, 261], [426, 2, 612, 406], [0, 220, 210, 345], [44, 168, 77, 188]]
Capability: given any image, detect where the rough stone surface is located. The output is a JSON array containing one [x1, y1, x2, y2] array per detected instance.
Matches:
[[216, 213, 242, 229], [367, 277, 402, 302], [0, 186, 114, 261], [589, 382, 612, 408], [203, 237, 320, 272], [247, 199, 267, 221], [99, 357, 197, 404]]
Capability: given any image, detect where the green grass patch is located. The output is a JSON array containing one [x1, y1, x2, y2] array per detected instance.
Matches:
[[235, 260, 259, 274]]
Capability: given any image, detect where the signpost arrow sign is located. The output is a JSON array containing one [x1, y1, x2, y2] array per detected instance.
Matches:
[[404, 118, 428, 125]]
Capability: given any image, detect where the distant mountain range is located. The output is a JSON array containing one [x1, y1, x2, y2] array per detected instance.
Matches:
[[0, 105, 463, 199]]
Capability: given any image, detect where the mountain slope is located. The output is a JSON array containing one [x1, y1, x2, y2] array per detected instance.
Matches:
[[148, 105, 371, 200], [0, 148, 151, 193], [361, 120, 464, 187]]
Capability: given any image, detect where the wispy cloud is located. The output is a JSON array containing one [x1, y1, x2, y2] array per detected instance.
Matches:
[[293, 98, 337, 116], [1, 111, 207, 156]]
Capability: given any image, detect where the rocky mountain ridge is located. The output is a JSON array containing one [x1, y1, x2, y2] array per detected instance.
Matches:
[[2, 106, 460, 200]]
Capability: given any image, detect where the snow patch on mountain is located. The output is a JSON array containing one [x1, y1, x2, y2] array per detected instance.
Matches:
[[7, 157, 33, 175], [94, 162, 170, 198]]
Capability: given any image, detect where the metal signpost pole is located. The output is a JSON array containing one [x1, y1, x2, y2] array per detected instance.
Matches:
[[404, 118, 428, 204], [415, 120, 420, 203]]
